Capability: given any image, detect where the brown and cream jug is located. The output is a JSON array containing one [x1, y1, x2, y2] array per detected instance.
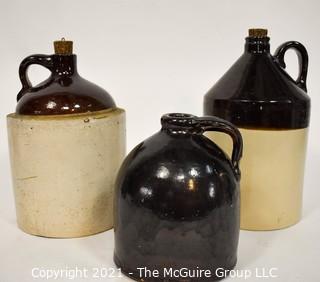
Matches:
[[204, 29, 310, 230], [7, 39, 126, 238]]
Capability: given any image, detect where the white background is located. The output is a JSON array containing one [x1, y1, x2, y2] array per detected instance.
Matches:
[[1, 0, 320, 281]]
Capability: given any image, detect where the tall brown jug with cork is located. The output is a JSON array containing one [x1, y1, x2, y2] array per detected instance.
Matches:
[[204, 29, 310, 230]]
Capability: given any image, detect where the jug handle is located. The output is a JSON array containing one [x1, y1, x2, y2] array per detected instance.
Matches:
[[197, 116, 243, 180], [274, 41, 308, 92], [17, 54, 54, 101]]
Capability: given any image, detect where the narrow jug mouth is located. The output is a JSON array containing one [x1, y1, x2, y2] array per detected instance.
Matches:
[[161, 113, 198, 129], [245, 28, 270, 53]]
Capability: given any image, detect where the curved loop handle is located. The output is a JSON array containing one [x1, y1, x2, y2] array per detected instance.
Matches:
[[274, 41, 308, 92], [17, 54, 53, 101], [197, 116, 243, 180]]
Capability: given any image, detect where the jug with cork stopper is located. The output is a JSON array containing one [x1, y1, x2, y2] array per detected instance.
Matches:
[[7, 39, 126, 238], [204, 29, 310, 230]]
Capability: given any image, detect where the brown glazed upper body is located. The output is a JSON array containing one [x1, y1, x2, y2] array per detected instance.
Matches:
[[204, 31, 310, 129], [16, 54, 115, 115]]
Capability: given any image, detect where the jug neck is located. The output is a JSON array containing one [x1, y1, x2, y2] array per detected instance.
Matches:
[[245, 36, 270, 54], [51, 54, 78, 76], [161, 113, 200, 135]]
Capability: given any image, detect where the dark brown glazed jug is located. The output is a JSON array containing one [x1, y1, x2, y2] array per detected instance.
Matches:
[[204, 29, 310, 230], [114, 113, 243, 281], [16, 38, 115, 115]]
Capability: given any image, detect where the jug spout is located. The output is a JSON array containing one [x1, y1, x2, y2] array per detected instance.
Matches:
[[245, 28, 270, 53]]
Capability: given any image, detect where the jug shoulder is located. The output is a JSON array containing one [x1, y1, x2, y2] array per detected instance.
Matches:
[[16, 75, 115, 115], [204, 53, 310, 128]]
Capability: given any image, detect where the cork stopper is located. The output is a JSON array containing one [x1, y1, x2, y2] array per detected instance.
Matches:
[[54, 38, 73, 55], [248, 28, 268, 38]]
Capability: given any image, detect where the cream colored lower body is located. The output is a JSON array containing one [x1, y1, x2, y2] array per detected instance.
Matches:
[[206, 128, 308, 231], [7, 109, 125, 238]]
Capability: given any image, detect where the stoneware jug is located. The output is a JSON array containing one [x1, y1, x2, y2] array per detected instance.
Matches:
[[204, 29, 310, 230], [7, 39, 125, 238], [114, 113, 243, 281]]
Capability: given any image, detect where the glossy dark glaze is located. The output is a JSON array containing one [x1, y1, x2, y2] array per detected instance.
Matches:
[[204, 35, 310, 129], [16, 54, 115, 115], [114, 114, 243, 281]]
